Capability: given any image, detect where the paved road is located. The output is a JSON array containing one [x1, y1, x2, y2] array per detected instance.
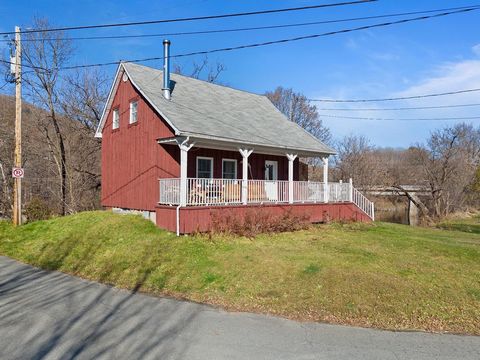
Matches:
[[0, 256, 478, 360]]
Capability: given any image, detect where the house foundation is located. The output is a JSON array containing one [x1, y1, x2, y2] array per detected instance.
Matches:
[[156, 203, 371, 234]]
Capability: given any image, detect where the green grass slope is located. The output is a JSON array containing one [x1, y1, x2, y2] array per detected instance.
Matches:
[[0, 211, 479, 334]]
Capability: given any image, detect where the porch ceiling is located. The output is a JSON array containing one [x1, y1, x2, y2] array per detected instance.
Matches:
[[157, 135, 334, 158]]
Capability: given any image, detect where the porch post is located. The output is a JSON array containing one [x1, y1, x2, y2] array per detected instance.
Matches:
[[349, 177, 353, 202], [177, 138, 194, 206], [239, 148, 253, 205], [322, 157, 329, 203], [286, 154, 297, 204]]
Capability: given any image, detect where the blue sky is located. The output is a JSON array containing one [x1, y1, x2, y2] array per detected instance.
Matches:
[[1, 0, 479, 148]]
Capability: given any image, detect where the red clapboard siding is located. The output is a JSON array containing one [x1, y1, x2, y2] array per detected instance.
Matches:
[[155, 203, 371, 234], [101, 78, 179, 211], [101, 76, 303, 214], [188, 148, 300, 180]]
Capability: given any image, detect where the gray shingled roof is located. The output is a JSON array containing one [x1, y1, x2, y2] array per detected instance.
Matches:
[[122, 62, 335, 155]]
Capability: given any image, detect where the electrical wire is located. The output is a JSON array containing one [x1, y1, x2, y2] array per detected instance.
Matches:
[[0, 0, 376, 35], [317, 103, 480, 111], [1, 7, 476, 72], [2, 3, 479, 112], [54, 7, 480, 71], [0, 82, 10, 90], [319, 114, 480, 121], [0, 59, 48, 72], [310, 88, 480, 102], [2, 4, 478, 42]]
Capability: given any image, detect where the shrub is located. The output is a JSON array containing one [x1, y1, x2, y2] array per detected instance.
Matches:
[[210, 208, 310, 237], [25, 197, 53, 222]]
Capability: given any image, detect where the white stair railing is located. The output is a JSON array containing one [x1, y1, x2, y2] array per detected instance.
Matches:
[[351, 186, 375, 220]]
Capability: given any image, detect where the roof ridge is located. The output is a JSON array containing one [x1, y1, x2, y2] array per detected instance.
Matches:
[[114, 61, 336, 155], [122, 61, 266, 98]]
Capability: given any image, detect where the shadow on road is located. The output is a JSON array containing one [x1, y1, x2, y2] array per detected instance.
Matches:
[[0, 257, 202, 359]]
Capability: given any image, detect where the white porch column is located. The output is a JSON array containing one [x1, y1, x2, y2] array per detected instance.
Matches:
[[239, 148, 253, 205], [322, 157, 329, 203], [349, 177, 353, 202], [177, 138, 194, 206], [286, 153, 297, 204]]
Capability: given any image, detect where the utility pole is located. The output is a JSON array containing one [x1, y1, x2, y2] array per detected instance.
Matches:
[[12, 26, 22, 226]]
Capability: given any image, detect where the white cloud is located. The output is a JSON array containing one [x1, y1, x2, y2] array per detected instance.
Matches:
[[472, 44, 480, 57], [394, 60, 480, 102], [312, 59, 480, 148]]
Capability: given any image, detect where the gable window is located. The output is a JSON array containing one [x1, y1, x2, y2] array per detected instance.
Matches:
[[112, 108, 120, 129], [222, 159, 237, 179], [129, 101, 138, 124], [197, 157, 213, 179]]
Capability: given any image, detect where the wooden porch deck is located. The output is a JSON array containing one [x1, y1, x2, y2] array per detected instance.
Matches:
[[155, 202, 371, 234]]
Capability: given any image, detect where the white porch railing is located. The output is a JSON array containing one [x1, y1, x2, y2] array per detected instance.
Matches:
[[187, 178, 243, 206], [248, 179, 289, 203], [159, 177, 374, 220], [159, 178, 181, 205]]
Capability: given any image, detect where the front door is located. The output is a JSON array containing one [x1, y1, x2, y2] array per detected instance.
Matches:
[[264, 161, 278, 200], [265, 161, 278, 180]]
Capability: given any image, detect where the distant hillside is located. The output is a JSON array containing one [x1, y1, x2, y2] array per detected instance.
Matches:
[[0, 94, 101, 217]]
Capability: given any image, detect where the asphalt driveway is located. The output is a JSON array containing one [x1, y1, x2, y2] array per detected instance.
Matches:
[[0, 256, 478, 360]]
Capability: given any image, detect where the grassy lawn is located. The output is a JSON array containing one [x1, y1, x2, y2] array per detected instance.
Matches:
[[0, 211, 479, 335], [437, 213, 480, 234]]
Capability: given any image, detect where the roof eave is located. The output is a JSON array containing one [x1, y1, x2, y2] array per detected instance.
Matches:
[[158, 133, 336, 157]]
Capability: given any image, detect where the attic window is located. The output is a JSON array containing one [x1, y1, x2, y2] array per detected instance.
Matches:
[[129, 101, 138, 124], [112, 108, 120, 129]]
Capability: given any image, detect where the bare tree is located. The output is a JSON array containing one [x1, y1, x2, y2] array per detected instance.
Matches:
[[409, 123, 480, 217], [265, 87, 331, 144], [61, 68, 109, 131], [1, 17, 108, 217], [333, 134, 376, 186], [22, 17, 73, 215], [0, 95, 14, 216], [173, 56, 226, 83], [60, 68, 108, 208]]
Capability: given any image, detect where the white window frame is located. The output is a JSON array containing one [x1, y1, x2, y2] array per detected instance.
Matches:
[[196, 156, 214, 179], [129, 100, 138, 124], [112, 108, 120, 129], [222, 158, 237, 179]]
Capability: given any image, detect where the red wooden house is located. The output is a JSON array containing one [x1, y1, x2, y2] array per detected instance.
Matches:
[[96, 40, 374, 234]]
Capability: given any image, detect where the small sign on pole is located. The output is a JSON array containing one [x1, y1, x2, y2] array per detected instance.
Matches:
[[12, 167, 24, 178], [10, 56, 16, 74]]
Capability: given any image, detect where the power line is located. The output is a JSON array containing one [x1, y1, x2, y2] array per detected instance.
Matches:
[[0, 58, 48, 72], [0, 0, 375, 36], [3, 6, 478, 74], [310, 88, 480, 103], [318, 103, 480, 111], [319, 114, 480, 121], [2, 4, 478, 42], [55, 7, 480, 71]]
